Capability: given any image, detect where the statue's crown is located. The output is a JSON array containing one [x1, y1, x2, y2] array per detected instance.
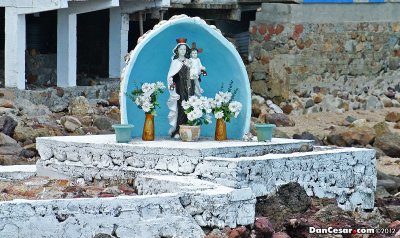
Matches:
[[176, 38, 187, 44]]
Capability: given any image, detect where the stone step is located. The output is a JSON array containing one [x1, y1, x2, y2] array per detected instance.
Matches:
[[195, 146, 376, 211], [36, 134, 376, 211], [0, 194, 205, 238], [36, 134, 313, 179], [0, 165, 36, 181]]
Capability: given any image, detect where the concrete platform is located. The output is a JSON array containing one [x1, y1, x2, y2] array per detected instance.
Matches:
[[36, 135, 313, 180], [35, 134, 376, 212], [195, 147, 376, 210], [0, 174, 256, 238], [0, 165, 36, 181]]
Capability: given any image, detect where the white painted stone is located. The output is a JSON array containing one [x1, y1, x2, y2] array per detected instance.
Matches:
[[197, 147, 376, 210], [36, 135, 313, 179], [135, 175, 256, 228], [0, 165, 36, 180], [0, 195, 204, 238], [36, 135, 376, 211]]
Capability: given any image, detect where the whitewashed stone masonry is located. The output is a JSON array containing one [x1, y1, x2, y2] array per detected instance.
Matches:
[[135, 175, 256, 228], [194, 147, 376, 211], [36, 135, 313, 180], [0, 195, 204, 238]]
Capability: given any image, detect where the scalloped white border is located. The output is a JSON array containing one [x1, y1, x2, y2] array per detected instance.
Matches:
[[119, 15, 250, 136]]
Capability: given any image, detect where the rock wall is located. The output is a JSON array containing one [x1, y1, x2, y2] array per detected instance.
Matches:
[[36, 135, 376, 211], [0, 194, 205, 238], [248, 3, 400, 104], [195, 147, 376, 211], [36, 135, 313, 180]]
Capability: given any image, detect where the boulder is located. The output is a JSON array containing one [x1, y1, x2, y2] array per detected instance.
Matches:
[[254, 217, 274, 237], [327, 126, 375, 147], [15, 99, 52, 118], [252, 102, 262, 117], [386, 206, 400, 221], [93, 116, 112, 131], [375, 185, 391, 198], [281, 104, 293, 115], [68, 96, 91, 115], [313, 204, 356, 225], [107, 107, 121, 122], [345, 115, 357, 123], [273, 128, 290, 139], [383, 98, 393, 107], [0, 115, 17, 136], [374, 133, 400, 157], [256, 182, 311, 230], [60, 116, 82, 132], [304, 99, 315, 108], [0, 133, 22, 155], [388, 220, 400, 230], [376, 156, 400, 177], [293, 131, 323, 146], [364, 95, 384, 110], [272, 232, 291, 238], [265, 113, 295, 127], [108, 91, 120, 107], [373, 122, 391, 137], [385, 111, 400, 122], [313, 93, 323, 104], [349, 118, 368, 128], [13, 124, 62, 143], [0, 99, 16, 109]]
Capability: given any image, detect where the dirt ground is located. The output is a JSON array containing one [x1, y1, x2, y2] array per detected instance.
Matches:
[[278, 107, 400, 150]]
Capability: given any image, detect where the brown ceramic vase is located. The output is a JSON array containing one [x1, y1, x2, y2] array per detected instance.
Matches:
[[215, 118, 227, 141], [142, 113, 154, 141]]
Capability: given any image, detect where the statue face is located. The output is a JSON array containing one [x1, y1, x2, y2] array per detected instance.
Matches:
[[178, 45, 186, 57], [190, 50, 198, 59]]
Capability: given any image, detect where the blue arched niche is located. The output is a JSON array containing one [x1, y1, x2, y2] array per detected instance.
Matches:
[[120, 16, 251, 139]]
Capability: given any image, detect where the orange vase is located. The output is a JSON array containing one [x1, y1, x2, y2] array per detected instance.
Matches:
[[215, 118, 227, 141], [142, 113, 154, 141]]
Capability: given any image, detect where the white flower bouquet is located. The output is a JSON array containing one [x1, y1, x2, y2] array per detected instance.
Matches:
[[128, 82, 166, 115], [182, 96, 212, 126], [210, 81, 242, 122]]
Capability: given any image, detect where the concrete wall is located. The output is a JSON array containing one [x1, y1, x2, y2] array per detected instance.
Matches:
[[194, 147, 376, 211], [248, 3, 400, 103], [0, 194, 205, 238]]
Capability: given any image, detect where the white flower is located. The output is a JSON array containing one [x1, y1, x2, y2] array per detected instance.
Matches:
[[134, 97, 141, 106], [141, 100, 153, 112], [188, 96, 197, 105], [192, 109, 202, 119], [156, 81, 165, 89], [200, 96, 208, 105], [205, 114, 212, 124], [182, 100, 190, 110], [215, 111, 224, 119], [214, 94, 223, 107], [229, 101, 242, 113], [187, 111, 196, 121], [142, 83, 155, 93], [208, 98, 216, 108], [221, 92, 232, 103]]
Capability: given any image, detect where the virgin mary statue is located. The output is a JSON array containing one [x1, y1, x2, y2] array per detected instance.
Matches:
[[166, 38, 195, 138]]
